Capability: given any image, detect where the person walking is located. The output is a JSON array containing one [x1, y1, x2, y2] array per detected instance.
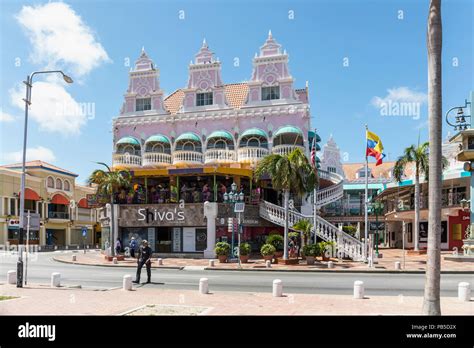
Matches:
[[115, 238, 122, 255], [133, 240, 153, 284], [129, 237, 137, 258]]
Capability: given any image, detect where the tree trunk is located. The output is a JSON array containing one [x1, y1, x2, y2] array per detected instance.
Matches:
[[283, 190, 289, 260], [423, 0, 442, 316], [110, 196, 115, 257], [414, 173, 420, 251]]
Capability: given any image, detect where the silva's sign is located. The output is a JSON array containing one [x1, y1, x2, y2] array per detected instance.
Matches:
[[138, 207, 185, 223]]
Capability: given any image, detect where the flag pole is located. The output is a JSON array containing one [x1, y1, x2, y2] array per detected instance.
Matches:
[[313, 128, 318, 244], [364, 124, 369, 262]]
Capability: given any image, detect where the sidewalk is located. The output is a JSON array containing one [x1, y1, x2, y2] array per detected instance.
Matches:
[[52, 249, 474, 273], [0, 283, 472, 315]]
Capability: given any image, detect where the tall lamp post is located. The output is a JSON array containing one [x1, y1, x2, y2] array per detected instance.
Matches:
[[371, 200, 384, 257], [223, 182, 244, 262], [17, 71, 73, 288]]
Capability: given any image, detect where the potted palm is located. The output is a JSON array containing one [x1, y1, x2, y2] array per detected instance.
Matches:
[[266, 234, 284, 258], [319, 241, 335, 261], [239, 242, 251, 263], [302, 244, 319, 265], [215, 242, 230, 263], [260, 243, 276, 261]]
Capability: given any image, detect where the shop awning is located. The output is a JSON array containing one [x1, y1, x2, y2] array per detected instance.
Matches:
[[207, 130, 233, 140], [145, 134, 170, 144], [19, 188, 40, 201], [51, 194, 69, 205], [175, 132, 201, 143], [240, 128, 268, 138], [78, 198, 88, 208], [274, 126, 303, 137], [117, 136, 140, 146]]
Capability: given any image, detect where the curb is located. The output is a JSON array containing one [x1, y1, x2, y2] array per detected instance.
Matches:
[[203, 267, 474, 274], [52, 257, 184, 270]]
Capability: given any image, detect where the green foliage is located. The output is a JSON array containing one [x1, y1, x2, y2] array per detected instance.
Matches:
[[342, 225, 357, 237], [302, 244, 320, 257], [288, 232, 299, 239], [214, 242, 231, 256], [239, 242, 251, 256], [254, 148, 317, 196], [88, 163, 132, 200], [266, 234, 284, 251], [260, 243, 276, 256], [292, 219, 313, 237], [318, 241, 336, 257]]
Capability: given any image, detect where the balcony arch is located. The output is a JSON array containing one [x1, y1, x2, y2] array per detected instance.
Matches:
[[143, 134, 172, 167], [205, 130, 236, 163], [238, 128, 269, 163], [272, 125, 305, 156], [113, 136, 142, 167], [173, 132, 203, 165]]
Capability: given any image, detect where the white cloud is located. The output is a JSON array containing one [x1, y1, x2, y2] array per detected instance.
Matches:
[[0, 110, 15, 122], [6, 146, 56, 163], [9, 81, 87, 134], [16, 2, 110, 77], [371, 87, 427, 108]]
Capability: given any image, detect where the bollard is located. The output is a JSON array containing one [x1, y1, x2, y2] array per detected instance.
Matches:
[[328, 261, 334, 269], [65, 245, 69, 250], [266, 260, 272, 268], [7, 270, 16, 284], [209, 259, 215, 267], [157, 258, 163, 265], [199, 278, 209, 294], [51, 273, 61, 287], [458, 282, 471, 302], [113, 257, 118, 264], [72, 255, 77, 262], [353, 280, 364, 299], [273, 279, 283, 297], [123, 275, 132, 291], [394, 261, 401, 270]]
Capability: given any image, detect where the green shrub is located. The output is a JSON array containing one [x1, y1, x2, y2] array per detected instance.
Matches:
[[239, 242, 251, 256], [288, 232, 299, 239], [215, 242, 230, 256], [266, 234, 284, 251], [260, 243, 276, 256], [318, 241, 336, 258], [303, 244, 321, 257], [342, 225, 357, 237]]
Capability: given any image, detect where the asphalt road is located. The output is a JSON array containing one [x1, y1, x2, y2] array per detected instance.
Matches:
[[0, 251, 471, 296]]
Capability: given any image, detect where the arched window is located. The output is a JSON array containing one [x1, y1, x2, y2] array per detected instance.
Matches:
[[47, 176, 54, 188], [56, 178, 63, 190], [64, 180, 70, 191]]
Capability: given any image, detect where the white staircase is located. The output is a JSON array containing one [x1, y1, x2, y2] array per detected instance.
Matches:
[[259, 169, 365, 261]]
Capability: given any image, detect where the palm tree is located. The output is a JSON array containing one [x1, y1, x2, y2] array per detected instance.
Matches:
[[88, 162, 132, 256], [423, 0, 442, 316], [393, 142, 429, 251], [292, 219, 313, 252], [254, 147, 317, 260]]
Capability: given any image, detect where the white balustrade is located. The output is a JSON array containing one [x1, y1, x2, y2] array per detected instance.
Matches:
[[271, 145, 305, 156], [113, 153, 141, 167], [172, 150, 203, 165], [143, 152, 172, 166], [204, 149, 236, 164], [237, 147, 269, 162]]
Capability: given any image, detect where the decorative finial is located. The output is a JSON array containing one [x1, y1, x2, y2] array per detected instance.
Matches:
[[268, 30, 272, 39], [283, 49, 287, 55], [142, 46, 145, 52], [254, 52, 258, 58], [202, 38, 207, 47]]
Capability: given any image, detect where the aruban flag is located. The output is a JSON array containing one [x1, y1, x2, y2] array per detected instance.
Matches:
[[311, 130, 318, 172], [366, 130, 385, 166]]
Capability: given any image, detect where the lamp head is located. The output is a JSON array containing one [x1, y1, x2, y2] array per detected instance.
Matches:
[[62, 74, 74, 84], [231, 182, 237, 192]]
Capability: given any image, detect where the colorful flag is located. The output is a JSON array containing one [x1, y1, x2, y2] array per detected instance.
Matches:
[[366, 130, 385, 166]]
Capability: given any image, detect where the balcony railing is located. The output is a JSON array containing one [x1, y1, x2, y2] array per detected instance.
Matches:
[[172, 150, 203, 165], [142, 152, 172, 166], [48, 211, 69, 219], [383, 192, 467, 214], [272, 145, 305, 156], [113, 153, 142, 167], [204, 149, 236, 164], [238, 147, 269, 163]]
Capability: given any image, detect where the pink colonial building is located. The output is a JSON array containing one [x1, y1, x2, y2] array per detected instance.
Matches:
[[103, 31, 352, 259]]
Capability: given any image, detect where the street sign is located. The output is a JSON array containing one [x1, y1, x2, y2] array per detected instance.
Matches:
[[234, 202, 245, 213], [23, 213, 40, 231], [82, 227, 88, 237]]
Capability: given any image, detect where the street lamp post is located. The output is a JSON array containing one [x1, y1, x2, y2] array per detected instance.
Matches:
[[223, 182, 244, 264], [17, 71, 73, 288]]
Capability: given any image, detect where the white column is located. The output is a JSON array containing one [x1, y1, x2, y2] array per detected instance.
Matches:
[[203, 202, 218, 258], [66, 226, 71, 246], [40, 226, 46, 245]]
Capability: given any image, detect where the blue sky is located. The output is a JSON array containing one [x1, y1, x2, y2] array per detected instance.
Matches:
[[0, 0, 472, 183]]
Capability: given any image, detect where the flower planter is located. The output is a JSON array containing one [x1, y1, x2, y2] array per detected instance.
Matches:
[[306, 256, 315, 265], [262, 255, 274, 261], [240, 255, 250, 263], [274, 251, 284, 258], [218, 255, 228, 263]]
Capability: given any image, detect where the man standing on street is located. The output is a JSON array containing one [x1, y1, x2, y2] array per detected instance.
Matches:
[[133, 240, 153, 284]]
